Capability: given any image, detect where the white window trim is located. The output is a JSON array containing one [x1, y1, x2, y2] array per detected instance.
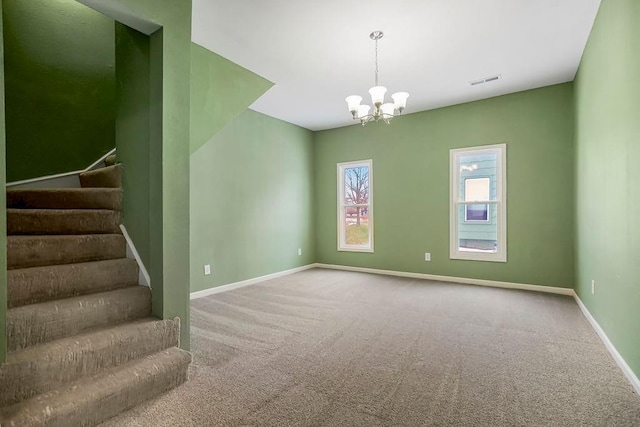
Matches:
[[337, 159, 373, 253], [450, 144, 507, 262]]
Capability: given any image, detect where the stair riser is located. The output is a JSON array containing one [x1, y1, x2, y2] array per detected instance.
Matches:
[[7, 287, 152, 351], [7, 235, 126, 269], [8, 259, 138, 308], [7, 209, 121, 235], [1, 348, 191, 427], [0, 319, 180, 407], [7, 188, 122, 210]]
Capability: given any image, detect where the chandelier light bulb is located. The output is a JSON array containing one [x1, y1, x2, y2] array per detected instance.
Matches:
[[345, 31, 409, 126], [345, 95, 363, 117], [368, 86, 387, 107], [380, 103, 395, 119], [357, 105, 371, 120], [391, 92, 410, 113]]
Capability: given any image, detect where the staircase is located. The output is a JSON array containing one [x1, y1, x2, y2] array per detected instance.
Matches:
[[0, 165, 191, 426]]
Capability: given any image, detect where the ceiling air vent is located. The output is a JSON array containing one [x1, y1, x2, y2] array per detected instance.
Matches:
[[470, 74, 502, 86]]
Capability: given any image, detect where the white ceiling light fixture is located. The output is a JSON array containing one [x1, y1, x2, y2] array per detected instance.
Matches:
[[345, 31, 409, 126]]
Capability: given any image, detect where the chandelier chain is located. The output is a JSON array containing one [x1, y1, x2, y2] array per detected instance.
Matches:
[[374, 37, 379, 87]]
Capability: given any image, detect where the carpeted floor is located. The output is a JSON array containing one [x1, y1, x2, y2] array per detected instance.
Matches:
[[101, 269, 640, 426]]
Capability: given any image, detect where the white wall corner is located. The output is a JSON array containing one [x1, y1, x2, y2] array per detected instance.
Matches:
[[120, 224, 151, 288]]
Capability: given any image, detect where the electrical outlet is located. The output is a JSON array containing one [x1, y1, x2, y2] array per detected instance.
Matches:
[[424, 252, 431, 262], [298, 248, 302, 256], [591, 279, 595, 295], [204, 264, 211, 276]]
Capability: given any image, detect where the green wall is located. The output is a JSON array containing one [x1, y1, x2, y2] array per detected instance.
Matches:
[[190, 43, 272, 154], [0, 0, 7, 363], [78, 0, 192, 349], [315, 83, 575, 288], [574, 0, 640, 378], [3, 0, 115, 182], [115, 23, 156, 274], [190, 110, 315, 292]]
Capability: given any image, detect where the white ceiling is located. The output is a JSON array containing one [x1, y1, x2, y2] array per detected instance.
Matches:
[[192, 0, 601, 131]]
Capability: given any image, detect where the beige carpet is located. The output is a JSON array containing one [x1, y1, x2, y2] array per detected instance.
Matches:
[[101, 269, 640, 426]]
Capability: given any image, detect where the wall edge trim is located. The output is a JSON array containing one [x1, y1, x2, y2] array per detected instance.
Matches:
[[190, 264, 316, 299], [573, 294, 640, 395], [120, 224, 151, 287], [315, 263, 574, 295]]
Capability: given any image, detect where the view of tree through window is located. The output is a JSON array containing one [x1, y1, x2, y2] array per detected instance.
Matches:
[[338, 160, 373, 251]]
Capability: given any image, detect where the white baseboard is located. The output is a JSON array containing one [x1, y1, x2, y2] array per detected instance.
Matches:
[[120, 224, 151, 288], [6, 148, 116, 188], [187, 261, 640, 394], [573, 295, 640, 394], [190, 264, 316, 300], [314, 263, 574, 296]]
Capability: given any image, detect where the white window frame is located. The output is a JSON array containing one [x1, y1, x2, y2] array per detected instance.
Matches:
[[450, 144, 507, 262], [337, 159, 373, 252]]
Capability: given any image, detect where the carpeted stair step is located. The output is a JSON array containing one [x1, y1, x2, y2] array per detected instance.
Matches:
[[0, 347, 191, 427], [79, 164, 122, 188], [7, 208, 121, 235], [0, 318, 181, 407], [105, 154, 117, 166], [8, 259, 139, 308], [7, 235, 126, 269], [7, 286, 151, 351], [7, 188, 122, 210]]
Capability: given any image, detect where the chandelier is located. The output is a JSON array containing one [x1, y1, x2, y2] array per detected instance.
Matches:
[[345, 31, 409, 126]]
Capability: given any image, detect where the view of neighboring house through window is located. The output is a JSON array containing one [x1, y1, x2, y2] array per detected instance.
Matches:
[[337, 159, 373, 252], [450, 144, 506, 262]]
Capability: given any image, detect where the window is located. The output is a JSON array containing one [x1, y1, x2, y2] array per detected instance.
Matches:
[[450, 144, 506, 262], [338, 159, 373, 252]]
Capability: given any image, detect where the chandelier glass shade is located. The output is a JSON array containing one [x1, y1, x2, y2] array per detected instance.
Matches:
[[345, 31, 409, 126]]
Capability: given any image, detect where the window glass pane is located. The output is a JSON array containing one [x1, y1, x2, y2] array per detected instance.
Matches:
[[457, 204, 497, 253], [458, 153, 497, 201], [343, 166, 369, 205], [344, 206, 370, 245], [464, 178, 490, 202], [465, 204, 489, 222]]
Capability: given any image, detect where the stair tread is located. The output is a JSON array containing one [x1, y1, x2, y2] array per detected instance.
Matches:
[[7, 207, 119, 212], [0, 318, 180, 407], [79, 164, 122, 189], [0, 347, 191, 427], [7, 188, 122, 210], [6, 317, 167, 362], [7, 286, 152, 351], [8, 258, 139, 308]]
